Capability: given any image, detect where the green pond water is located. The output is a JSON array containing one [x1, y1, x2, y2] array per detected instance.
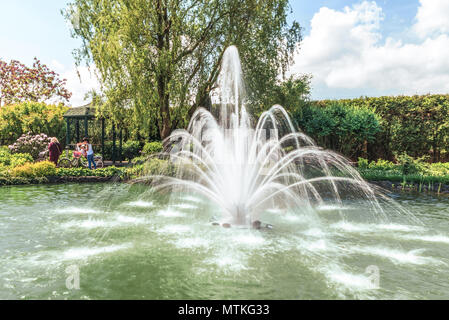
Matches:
[[1, 183, 449, 299]]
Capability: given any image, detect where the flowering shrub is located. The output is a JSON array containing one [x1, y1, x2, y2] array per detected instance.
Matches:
[[8, 133, 51, 160]]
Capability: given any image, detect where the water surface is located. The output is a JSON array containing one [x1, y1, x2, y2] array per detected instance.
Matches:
[[1, 183, 448, 299]]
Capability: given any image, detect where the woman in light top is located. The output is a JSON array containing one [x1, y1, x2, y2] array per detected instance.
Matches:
[[83, 137, 96, 169]]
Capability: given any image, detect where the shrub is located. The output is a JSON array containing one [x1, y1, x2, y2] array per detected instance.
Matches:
[[142, 141, 163, 156], [11, 161, 56, 178], [294, 102, 381, 160], [11, 163, 34, 178], [358, 157, 369, 169], [396, 152, 427, 175], [122, 140, 141, 160], [9, 133, 51, 160], [313, 94, 449, 162], [0, 147, 33, 167], [56, 166, 126, 178], [367, 159, 396, 171], [0, 102, 68, 146], [31, 161, 57, 177], [0, 163, 7, 177]]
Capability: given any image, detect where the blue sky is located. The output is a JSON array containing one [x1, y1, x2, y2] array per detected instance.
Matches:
[[291, 0, 419, 40], [1, 0, 448, 104]]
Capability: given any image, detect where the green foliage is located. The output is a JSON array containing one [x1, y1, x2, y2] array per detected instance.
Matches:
[[357, 157, 369, 169], [315, 94, 449, 162], [65, 0, 302, 138], [56, 166, 126, 178], [395, 152, 428, 175], [11, 161, 56, 178], [122, 140, 141, 161], [142, 141, 163, 156], [368, 159, 397, 171], [0, 147, 33, 167], [357, 155, 449, 187], [101, 140, 142, 161], [0, 102, 68, 145], [294, 102, 381, 160], [254, 75, 311, 116]]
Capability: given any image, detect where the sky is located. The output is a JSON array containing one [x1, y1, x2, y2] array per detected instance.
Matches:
[[1, 0, 448, 104]]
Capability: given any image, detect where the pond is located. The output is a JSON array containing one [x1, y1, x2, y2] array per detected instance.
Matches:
[[1, 183, 448, 299]]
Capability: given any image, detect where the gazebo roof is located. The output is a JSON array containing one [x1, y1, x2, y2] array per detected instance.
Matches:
[[63, 103, 97, 119]]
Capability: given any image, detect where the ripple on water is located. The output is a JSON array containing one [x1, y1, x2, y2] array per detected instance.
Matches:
[[157, 209, 185, 218], [61, 215, 145, 229], [125, 200, 154, 208], [349, 246, 443, 266], [397, 234, 449, 244], [63, 244, 131, 260], [53, 207, 102, 215], [157, 224, 193, 234], [331, 221, 425, 234], [174, 237, 210, 249], [325, 266, 377, 292]]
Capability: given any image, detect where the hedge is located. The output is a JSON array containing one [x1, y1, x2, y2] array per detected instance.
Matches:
[[306, 94, 449, 162]]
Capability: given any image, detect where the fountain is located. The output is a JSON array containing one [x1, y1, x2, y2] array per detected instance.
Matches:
[[139, 45, 415, 227], [3, 46, 448, 300]]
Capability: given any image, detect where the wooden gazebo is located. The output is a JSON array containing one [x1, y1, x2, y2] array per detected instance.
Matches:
[[63, 103, 123, 164]]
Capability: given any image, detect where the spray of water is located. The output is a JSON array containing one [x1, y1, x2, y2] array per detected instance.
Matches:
[[138, 45, 415, 227]]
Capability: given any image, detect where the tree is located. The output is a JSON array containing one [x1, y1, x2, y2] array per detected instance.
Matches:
[[268, 75, 311, 115], [0, 58, 72, 106], [0, 102, 68, 145], [64, 0, 301, 139]]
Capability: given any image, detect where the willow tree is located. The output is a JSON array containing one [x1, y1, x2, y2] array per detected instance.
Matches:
[[64, 0, 301, 139]]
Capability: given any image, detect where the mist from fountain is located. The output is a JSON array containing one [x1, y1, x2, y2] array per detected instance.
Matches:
[[142, 45, 416, 227]]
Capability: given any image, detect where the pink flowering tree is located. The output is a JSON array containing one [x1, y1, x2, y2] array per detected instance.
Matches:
[[0, 58, 72, 106]]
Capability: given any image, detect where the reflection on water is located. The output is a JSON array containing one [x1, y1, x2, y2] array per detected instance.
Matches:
[[0, 183, 449, 299]]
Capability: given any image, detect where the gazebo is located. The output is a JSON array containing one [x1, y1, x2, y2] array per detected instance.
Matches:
[[63, 103, 123, 164]]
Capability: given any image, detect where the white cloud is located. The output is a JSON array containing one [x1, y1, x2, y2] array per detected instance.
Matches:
[[50, 61, 101, 106], [290, 1, 449, 99], [414, 0, 449, 38]]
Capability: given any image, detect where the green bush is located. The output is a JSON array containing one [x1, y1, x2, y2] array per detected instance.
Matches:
[[0, 147, 33, 167], [11, 161, 56, 178], [313, 94, 449, 162], [142, 141, 163, 156], [368, 159, 396, 171], [122, 140, 141, 160], [0, 102, 68, 146], [56, 166, 126, 178], [294, 102, 380, 160], [396, 152, 428, 175]]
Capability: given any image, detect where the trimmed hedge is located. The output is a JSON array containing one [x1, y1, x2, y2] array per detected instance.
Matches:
[[293, 102, 381, 160], [307, 94, 449, 162]]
